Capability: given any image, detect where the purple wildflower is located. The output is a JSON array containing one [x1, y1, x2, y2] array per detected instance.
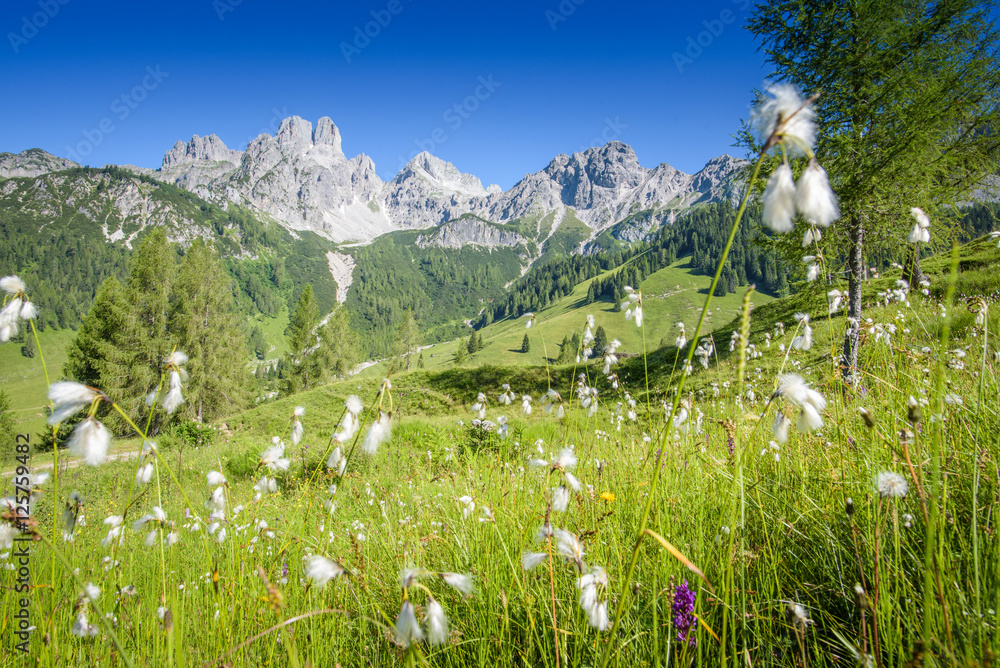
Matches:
[[727, 435, 735, 457], [672, 580, 697, 647]]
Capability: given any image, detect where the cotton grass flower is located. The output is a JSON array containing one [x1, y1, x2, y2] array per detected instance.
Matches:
[[554, 529, 586, 570], [0, 276, 25, 295], [67, 417, 112, 467], [552, 485, 570, 513], [877, 472, 909, 499], [304, 555, 345, 589], [774, 373, 826, 433], [253, 475, 277, 500], [71, 612, 99, 638], [291, 406, 305, 445], [621, 287, 643, 327], [394, 601, 423, 647], [48, 381, 100, 425], [795, 160, 839, 227], [762, 163, 797, 233], [803, 255, 821, 282], [440, 572, 474, 596], [577, 565, 610, 631], [0, 276, 37, 343], [908, 207, 931, 244], [425, 599, 449, 645], [135, 463, 154, 486], [791, 313, 813, 351], [752, 82, 816, 153], [828, 289, 843, 314], [521, 551, 547, 571], [361, 411, 392, 455], [159, 351, 188, 415], [260, 441, 290, 472], [802, 225, 822, 247]]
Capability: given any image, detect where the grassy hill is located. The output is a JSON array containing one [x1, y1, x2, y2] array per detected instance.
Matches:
[[9, 235, 997, 665], [359, 256, 776, 378]]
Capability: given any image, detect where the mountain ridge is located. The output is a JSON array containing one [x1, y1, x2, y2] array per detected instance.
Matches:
[[3, 117, 747, 247]]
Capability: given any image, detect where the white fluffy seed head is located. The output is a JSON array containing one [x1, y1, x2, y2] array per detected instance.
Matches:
[[425, 598, 449, 645], [67, 418, 111, 467], [0, 276, 26, 294], [795, 161, 839, 227], [762, 163, 797, 233], [877, 471, 909, 499], [752, 82, 817, 152]]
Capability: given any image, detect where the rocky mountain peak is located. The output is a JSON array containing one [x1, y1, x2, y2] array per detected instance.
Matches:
[[161, 134, 242, 169], [275, 116, 315, 148], [396, 151, 488, 197], [0, 148, 79, 179], [313, 116, 343, 152]]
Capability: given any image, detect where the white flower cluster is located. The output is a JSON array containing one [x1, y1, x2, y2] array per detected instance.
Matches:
[[394, 569, 473, 647], [0, 276, 36, 343], [753, 85, 840, 274], [773, 373, 827, 436], [908, 207, 931, 244], [621, 286, 643, 328]]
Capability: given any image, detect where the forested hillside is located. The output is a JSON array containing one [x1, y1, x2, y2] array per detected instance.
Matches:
[[475, 201, 789, 327]]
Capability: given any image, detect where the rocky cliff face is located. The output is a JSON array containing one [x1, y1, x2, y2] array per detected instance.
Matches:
[[0, 149, 79, 179], [0, 170, 217, 248], [5, 117, 747, 246], [415, 215, 528, 250], [145, 118, 746, 245]]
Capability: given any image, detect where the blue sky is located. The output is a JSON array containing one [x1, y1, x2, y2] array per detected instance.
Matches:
[[1, 0, 769, 189]]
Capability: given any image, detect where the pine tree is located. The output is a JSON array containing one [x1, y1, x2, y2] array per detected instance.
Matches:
[[65, 276, 130, 390], [453, 342, 468, 366], [467, 330, 479, 354], [249, 326, 268, 360], [521, 333, 531, 353], [593, 325, 608, 357], [20, 334, 35, 358], [285, 285, 320, 391], [170, 240, 252, 423], [282, 285, 357, 392], [747, 0, 1000, 382], [393, 309, 420, 371], [65, 230, 176, 434]]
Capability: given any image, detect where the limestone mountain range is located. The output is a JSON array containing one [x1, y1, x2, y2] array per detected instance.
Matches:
[[4, 116, 746, 250]]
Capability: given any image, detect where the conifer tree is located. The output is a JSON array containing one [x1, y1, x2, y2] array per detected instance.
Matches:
[[393, 309, 421, 371], [65, 276, 130, 390], [521, 333, 531, 353], [453, 342, 467, 366], [747, 0, 1000, 381], [170, 240, 252, 422], [593, 325, 608, 357], [556, 334, 572, 363]]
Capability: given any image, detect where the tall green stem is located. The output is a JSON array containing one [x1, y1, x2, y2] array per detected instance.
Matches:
[[598, 153, 766, 668]]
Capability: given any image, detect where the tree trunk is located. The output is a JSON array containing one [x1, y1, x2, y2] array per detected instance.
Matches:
[[902, 245, 927, 288], [840, 215, 864, 386]]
